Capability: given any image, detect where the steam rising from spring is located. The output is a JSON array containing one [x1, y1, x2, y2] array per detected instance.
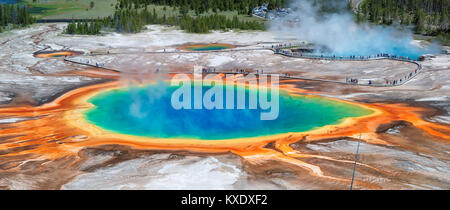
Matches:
[[120, 68, 169, 119], [270, 0, 441, 58]]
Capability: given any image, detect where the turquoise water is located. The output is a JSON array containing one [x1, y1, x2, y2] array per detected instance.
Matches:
[[0, 0, 19, 4], [85, 84, 372, 140], [311, 45, 427, 60], [186, 45, 232, 51]]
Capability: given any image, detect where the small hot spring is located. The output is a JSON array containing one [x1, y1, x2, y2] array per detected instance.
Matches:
[[181, 44, 235, 51], [84, 83, 372, 140], [34, 50, 84, 58]]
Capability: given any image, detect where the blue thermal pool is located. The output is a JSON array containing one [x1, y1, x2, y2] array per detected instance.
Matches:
[[182, 44, 235, 51], [84, 83, 373, 140]]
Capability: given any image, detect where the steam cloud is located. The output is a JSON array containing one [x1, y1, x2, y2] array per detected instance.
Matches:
[[122, 69, 169, 119], [269, 0, 441, 58]]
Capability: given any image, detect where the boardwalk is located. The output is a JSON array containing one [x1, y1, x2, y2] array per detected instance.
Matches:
[[87, 48, 271, 56], [63, 43, 422, 87], [271, 46, 423, 87]]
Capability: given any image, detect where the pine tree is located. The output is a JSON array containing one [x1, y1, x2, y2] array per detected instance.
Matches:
[[441, 10, 448, 30], [415, 9, 426, 34]]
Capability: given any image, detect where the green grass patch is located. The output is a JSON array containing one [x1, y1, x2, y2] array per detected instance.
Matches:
[[22, 0, 117, 19]]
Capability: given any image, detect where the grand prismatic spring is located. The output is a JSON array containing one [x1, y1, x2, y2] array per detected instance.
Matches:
[[1, 68, 450, 190], [84, 83, 373, 140]]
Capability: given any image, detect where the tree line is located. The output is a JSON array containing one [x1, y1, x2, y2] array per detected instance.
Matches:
[[65, 19, 102, 35], [0, 4, 35, 33], [356, 0, 449, 36], [179, 14, 265, 33], [65, 6, 266, 35], [115, 0, 291, 15]]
